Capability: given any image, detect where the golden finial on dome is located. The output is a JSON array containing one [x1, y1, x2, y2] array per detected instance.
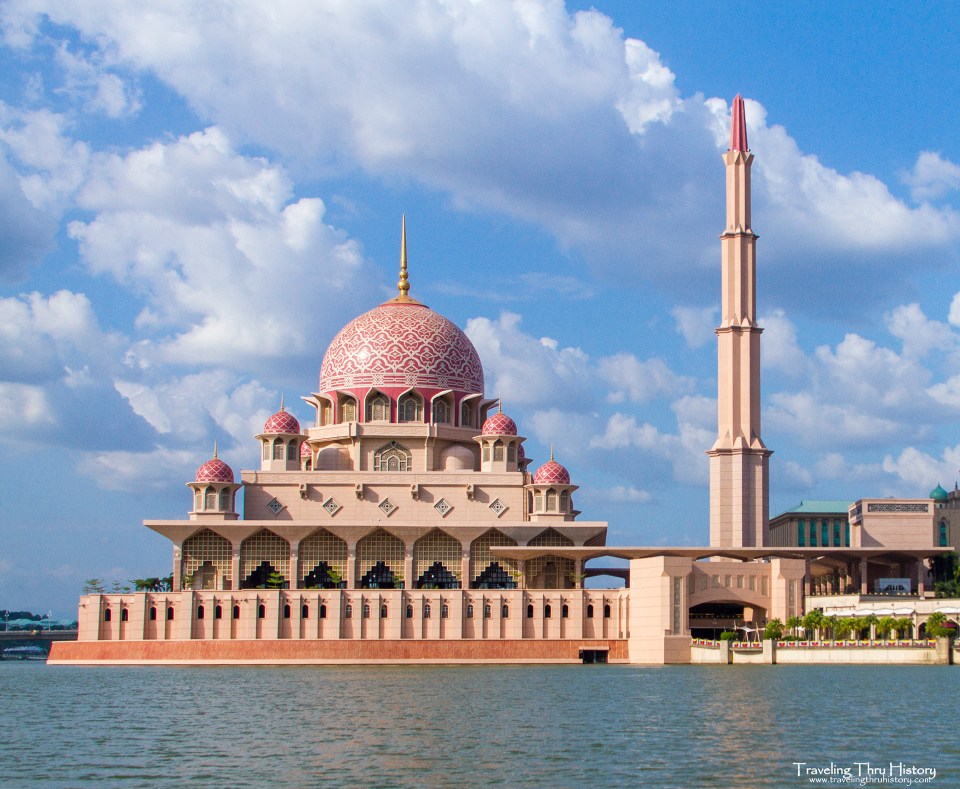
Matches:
[[388, 215, 422, 305], [213, 441, 218, 459], [279, 394, 285, 412], [549, 445, 554, 462]]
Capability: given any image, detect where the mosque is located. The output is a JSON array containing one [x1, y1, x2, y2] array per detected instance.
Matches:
[[49, 97, 951, 665]]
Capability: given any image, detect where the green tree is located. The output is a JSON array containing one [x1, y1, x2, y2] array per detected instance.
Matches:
[[265, 570, 285, 589], [785, 615, 803, 639], [763, 618, 783, 640], [893, 617, 913, 640], [83, 578, 106, 594], [801, 609, 825, 640], [924, 612, 952, 638], [875, 616, 896, 640]]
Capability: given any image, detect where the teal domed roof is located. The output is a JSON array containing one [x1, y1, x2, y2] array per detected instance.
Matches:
[[930, 483, 948, 502]]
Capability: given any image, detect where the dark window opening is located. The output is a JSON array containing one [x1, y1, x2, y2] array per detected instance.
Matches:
[[302, 561, 342, 589], [344, 604, 352, 619], [166, 607, 175, 621], [233, 605, 240, 620], [544, 604, 552, 619], [586, 604, 594, 619], [319, 604, 327, 619], [501, 605, 509, 619], [359, 561, 399, 589], [526, 604, 534, 619], [406, 605, 413, 619], [257, 604, 266, 619], [417, 561, 459, 589], [381, 606, 388, 619], [241, 561, 288, 590], [302, 604, 309, 619], [120, 608, 129, 622], [562, 604, 569, 619], [196, 605, 205, 620], [215, 605, 223, 620], [471, 562, 517, 590], [603, 604, 611, 619], [103, 609, 112, 622], [149, 606, 157, 621], [283, 604, 291, 619]]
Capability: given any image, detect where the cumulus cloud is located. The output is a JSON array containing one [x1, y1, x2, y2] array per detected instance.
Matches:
[[599, 353, 694, 403], [77, 446, 205, 492], [6, 0, 955, 303], [68, 126, 369, 369], [885, 303, 956, 359], [902, 151, 960, 203], [671, 305, 716, 348], [882, 444, 960, 492]]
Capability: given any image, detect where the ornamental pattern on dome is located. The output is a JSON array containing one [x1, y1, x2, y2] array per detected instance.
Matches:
[[196, 457, 234, 484], [482, 412, 517, 436], [320, 303, 484, 394], [533, 459, 570, 486], [264, 409, 301, 435]]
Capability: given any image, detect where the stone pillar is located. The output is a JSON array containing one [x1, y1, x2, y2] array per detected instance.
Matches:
[[290, 542, 300, 590], [172, 543, 183, 592], [860, 558, 869, 594], [574, 557, 583, 588], [916, 558, 926, 596], [762, 638, 777, 664], [231, 544, 241, 592], [346, 543, 357, 589], [627, 556, 693, 664], [460, 550, 470, 590], [803, 560, 811, 597], [403, 546, 414, 591]]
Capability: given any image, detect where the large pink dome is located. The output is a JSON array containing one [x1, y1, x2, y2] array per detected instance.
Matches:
[[196, 456, 234, 483], [264, 408, 300, 435], [320, 302, 483, 396], [533, 458, 571, 485], [482, 412, 517, 435]]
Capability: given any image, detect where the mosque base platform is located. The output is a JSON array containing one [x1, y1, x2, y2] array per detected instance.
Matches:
[[48, 638, 629, 665]]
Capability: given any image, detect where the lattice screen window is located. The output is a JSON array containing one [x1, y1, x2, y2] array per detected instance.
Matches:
[[340, 398, 357, 423], [356, 528, 404, 579], [374, 441, 412, 471], [528, 528, 574, 547], [182, 529, 232, 587], [413, 529, 462, 582], [433, 399, 450, 424], [398, 394, 423, 422], [469, 529, 518, 584], [367, 393, 389, 422], [240, 529, 290, 582], [299, 529, 347, 585], [525, 555, 575, 589]]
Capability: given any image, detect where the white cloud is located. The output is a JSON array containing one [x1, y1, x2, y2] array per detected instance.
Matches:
[[54, 43, 142, 118], [0, 382, 55, 430], [77, 446, 205, 492], [902, 151, 960, 203], [68, 127, 369, 368], [760, 308, 810, 374], [671, 305, 716, 348], [882, 444, 960, 492], [598, 352, 694, 403], [767, 391, 901, 448], [603, 485, 652, 504], [885, 303, 956, 359]]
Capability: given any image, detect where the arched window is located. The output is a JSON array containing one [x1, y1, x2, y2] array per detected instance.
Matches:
[[559, 490, 569, 512], [340, 398, 357, 423], [196, 605, 204, 620], [344, 604, 352, 619], [120, 608, 129, 622], [273, 438, 284, 460], [423, 603, 432, 619], [461, 402, 472, 428], [103, 609, 112, 622], [466, 604, 474, 618], [286, 443, 297, 461], [302, 604, 309, 619], [562, 604, 569, 619], [940, 520, 948, 547], [586, 604, 594, 619], [544, 604, 552, 619], [215, 605, 223, 620], [546, 490, 557, 510], [257, 604, 266, 619], [507, 444, 516, 462], [218, 488, 230, 511], [493, 441, 504, 462], [319, 604, 327, 619], [374, 441, 412, 472], [233, 605, 240, 620], [399, 393, 423, 422], [193, 490, 202, 512], [441, 604, 449, 619], [149, 606, 157, 621], [433, 400, 450, 424], [406, 605, 414, 619], [283, 604, 291, 619], [482, 445, 490, 462], [204, 487, 216, 510], [534, 493, 543, 511], [367, 393, 389, 422], [166, 607, 175, 621], [362, 604, 371, 619], [262, 441, 270, 461], [501, 604, 509, 619], [381, 605, 388, 619], [526, 604, 534, 619], [483, 604, 491, 619], [603, 604, 611, 619]]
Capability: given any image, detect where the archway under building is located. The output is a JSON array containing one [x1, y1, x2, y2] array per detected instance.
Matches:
[[688, 601, 767, 640]]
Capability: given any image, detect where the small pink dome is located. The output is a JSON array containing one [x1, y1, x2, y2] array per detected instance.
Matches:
[[517, 443, 526, 459], [533, 458, 570, 485], [264, 408, 300, 434], [300, 442, 312, 458], [196, 456, 234, 483], [482, 411, 517, 435]]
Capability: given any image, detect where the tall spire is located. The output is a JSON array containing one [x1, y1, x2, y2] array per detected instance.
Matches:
[[279, 394, 285, 412], [397, 214, 410, 300], [213, 440, 218, 459], [730, 93, 748, 152]]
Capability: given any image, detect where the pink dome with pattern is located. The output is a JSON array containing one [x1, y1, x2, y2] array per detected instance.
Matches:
[[300, 442, 312, 458], [320, 302, 483, 396], [196, 456, 234, 483], [518, 443, 526, 459], [533, 458, 570, 485], [264, 408, 300, 435], [482, 412, 517, 435]]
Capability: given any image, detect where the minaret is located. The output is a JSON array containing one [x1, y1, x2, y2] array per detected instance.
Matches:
[[707, 94, 771, 547]]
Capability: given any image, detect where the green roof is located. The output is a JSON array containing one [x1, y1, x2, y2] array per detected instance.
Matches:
[[930, 484, 948, 502], [776, 500, 854, 516]]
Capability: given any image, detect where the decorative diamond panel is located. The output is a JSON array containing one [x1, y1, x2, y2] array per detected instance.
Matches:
[[489, 499, 507, 517], [434, 498, 452, 517], [379, 498, 397, 516], [266, 497, 284, 516], [323, 497, 341, 516]]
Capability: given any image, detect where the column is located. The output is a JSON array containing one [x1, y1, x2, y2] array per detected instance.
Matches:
[[460, 550, 470, 590], [289, 542, 300, 590], [403, 546, 414, 591], [859, 558, 869, 594], [172, 543, 183, 592], [346, 542, 357, 588], [231, 544, 241, 592]]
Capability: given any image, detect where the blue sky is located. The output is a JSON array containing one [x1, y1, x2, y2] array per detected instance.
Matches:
[[2, 1, 960, 615]]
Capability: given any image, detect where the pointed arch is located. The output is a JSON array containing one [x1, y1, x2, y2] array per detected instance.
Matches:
[[365, 390, 390, 422], [356, 528, 404, 588], [413, 529, 461, 589], [240, 529, 290, 589], [182, 528, 232, 590], [469, 529, 518, 589], [374, 441, 412, 472]]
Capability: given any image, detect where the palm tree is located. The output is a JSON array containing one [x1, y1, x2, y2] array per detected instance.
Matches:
[[876, 616, 896, 641], [893, 616, 913, 640], [785, 615, 802, 639], [801, 610, 825, 640]]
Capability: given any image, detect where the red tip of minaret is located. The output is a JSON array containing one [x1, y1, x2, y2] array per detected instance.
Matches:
[[730, 94, 748, 152]]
